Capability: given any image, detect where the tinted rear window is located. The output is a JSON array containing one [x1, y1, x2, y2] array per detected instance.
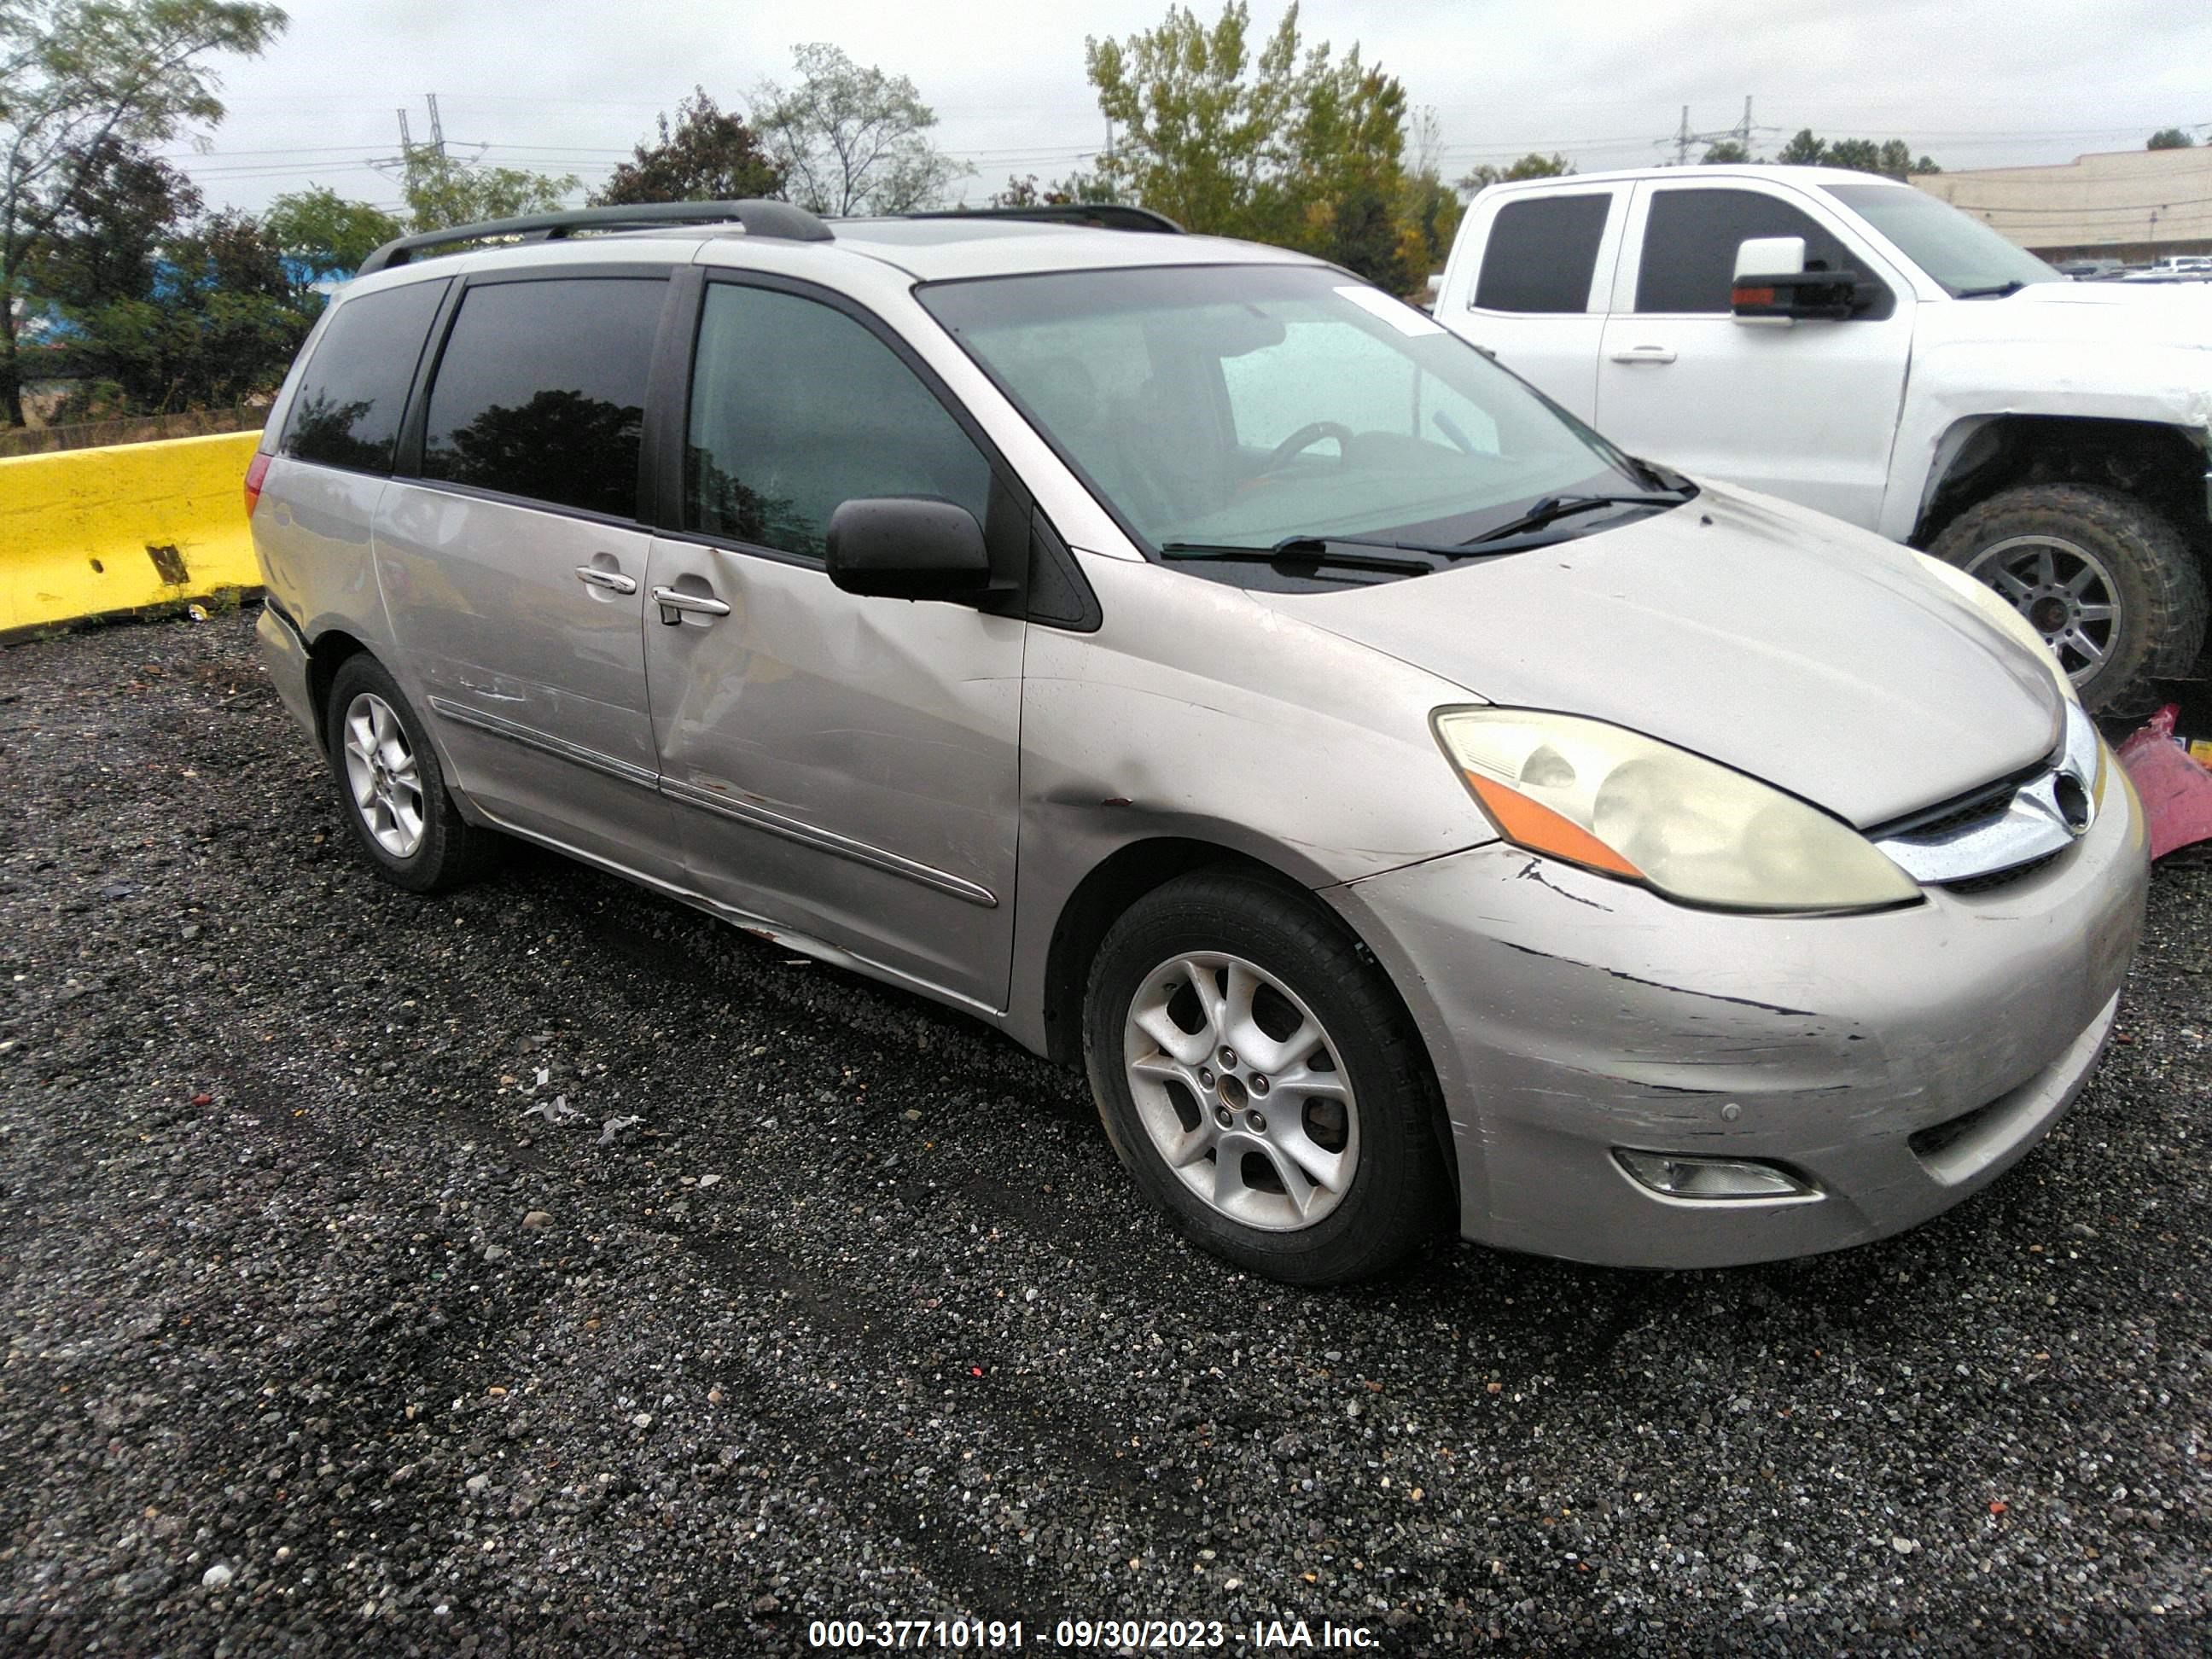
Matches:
[[278, 279, 448, 473], [1474, 195, 1610, 313], [1636, 188, 1877, 314], [420, 276, 666, 518]]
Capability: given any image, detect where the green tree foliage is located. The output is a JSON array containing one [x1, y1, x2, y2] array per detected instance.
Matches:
[[401, 153, 578, 232], [592, 87, 783, 206], [2147, 126, 2197, 149], [24, 132, 200, 310], [1457, 152, 1573, 193], [0, 0, 288, 423], [1700, 139, 1751, 165], [47, 189, 319, 418], [754, 43, 966, 215], [988, 172, 1121, 208], [263, 185, 402, 278], [1085, 3, 1415, 290], [1773, 129, 1939, 178]]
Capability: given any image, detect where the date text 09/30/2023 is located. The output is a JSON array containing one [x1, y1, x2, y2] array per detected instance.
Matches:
[[805, 1617, 1383, 1650]]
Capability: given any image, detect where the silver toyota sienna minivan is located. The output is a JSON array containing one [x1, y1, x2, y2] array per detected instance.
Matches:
[[247, 200, 2148, 1285]]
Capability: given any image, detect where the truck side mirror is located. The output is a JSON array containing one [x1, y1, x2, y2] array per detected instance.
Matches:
[[1731, 235, 1867, 322]]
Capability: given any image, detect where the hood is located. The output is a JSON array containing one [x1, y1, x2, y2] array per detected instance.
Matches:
[[1266, 483, 2065, 829], [1919, 279, 2212, 353]]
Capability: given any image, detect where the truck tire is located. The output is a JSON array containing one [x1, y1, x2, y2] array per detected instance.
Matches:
[[1928, 483, 2209, 715]]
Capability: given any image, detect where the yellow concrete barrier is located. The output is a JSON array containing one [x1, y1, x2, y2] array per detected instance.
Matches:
[[0, 429, 263, 633]]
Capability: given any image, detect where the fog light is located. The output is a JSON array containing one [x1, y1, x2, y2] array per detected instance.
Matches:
[[1614, 1149, 1816, 1201]]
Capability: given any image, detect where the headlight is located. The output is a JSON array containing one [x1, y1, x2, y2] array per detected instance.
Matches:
[[1434, 708, 1921, 913], [1912, 552, 2079, 707]]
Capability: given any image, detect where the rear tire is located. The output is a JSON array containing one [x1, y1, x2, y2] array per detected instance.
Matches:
[[1928, 483, 2209, 715], [323, 655, 492, 894], [1082, 870, 1452, 1285]]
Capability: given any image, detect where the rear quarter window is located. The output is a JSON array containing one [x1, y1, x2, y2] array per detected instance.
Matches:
[[1473, 195, 1611, 314], [277, 278, 449, 474]]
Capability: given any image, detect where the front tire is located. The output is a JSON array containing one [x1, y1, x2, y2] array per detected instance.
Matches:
[[1083, 870, 1451, 1284], [1928, 483, 2209, 714], [323, 655, 492, 894]]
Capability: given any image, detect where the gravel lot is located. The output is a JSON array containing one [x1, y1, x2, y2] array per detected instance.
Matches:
[[2, 608, 2208, 1656]]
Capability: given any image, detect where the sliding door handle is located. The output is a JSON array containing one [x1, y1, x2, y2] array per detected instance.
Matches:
[[651, 585, 731, 623], [575, 565, 637, 595]]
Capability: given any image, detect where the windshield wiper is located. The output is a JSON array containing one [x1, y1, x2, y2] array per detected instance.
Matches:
[[1954, 281, 2026, 299], [1465, 492, 1688, 545], [1160, 540, 1440, 575]]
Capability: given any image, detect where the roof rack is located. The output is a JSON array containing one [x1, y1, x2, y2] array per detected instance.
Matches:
[[900, 203, 1185, 235], [355, 199, 832, 276]]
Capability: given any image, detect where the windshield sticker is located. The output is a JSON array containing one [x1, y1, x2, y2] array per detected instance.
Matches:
[[1334, 285, 1446, 336]]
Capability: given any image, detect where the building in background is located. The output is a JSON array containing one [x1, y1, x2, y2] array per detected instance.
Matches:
[[1912, 145, 2212, 265]]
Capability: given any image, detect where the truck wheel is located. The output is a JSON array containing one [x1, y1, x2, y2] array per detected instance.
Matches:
[[1928, 483, 2209, 715], [1082, 870, 1452, 1285]]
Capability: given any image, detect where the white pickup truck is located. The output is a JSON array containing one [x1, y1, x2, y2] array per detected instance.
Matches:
[[1434, 164, 2211, 711]]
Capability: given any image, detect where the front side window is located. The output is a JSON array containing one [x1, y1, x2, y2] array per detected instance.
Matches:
[[279, 278, 448, 473], [684, 283, 992, 557], [1635, 189, 1884, 316], [920, 264, 1650, 561], [1475, 195, 1611, 314], [419, 276, 665, 517]]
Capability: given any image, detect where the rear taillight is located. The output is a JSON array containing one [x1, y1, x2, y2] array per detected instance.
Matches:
[[243, 451, 271, 516]]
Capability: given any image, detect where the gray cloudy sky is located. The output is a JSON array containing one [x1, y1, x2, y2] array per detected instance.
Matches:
[[162, 0, 2212, 213]]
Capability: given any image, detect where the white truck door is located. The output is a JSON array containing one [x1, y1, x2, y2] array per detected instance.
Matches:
[[1595, 180, 1914, 529], [1436, 184, 1627, 423]]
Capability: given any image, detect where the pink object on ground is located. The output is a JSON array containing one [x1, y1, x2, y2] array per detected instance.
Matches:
[[2116, 704, 2212, 861]]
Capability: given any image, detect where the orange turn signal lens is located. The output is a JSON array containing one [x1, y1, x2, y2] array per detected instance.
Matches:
[[1461, 771, 1643, 880]]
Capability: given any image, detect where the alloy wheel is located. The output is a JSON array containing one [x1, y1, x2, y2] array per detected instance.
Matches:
[[341, 691, 426, 858], [1121, 952, 1360, 1232], [1965, 533, 2122, 686]]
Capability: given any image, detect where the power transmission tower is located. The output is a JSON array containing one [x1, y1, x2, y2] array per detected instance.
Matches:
[[1656, 96, 1768, 165]]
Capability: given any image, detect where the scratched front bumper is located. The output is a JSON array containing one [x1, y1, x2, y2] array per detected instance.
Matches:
[[1326, 772, 2149, 1270]]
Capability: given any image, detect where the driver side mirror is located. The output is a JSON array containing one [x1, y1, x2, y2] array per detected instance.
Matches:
[[825, 497, 993, 602], [1731, 236, 1868, 322]]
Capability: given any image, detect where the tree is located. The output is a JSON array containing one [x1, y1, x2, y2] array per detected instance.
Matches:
[[1772, 130, 1938, 178], [1457, 152, 1572, 193], [1084, 3, 1415, 288], [1397, 110, 1460, 276], [593, 87, 783, 205], [400, 154, 578, 232], [0, 0, 288, 424], [263, 186, 402, 279], [988, 172, 1120, 208], [1700, 139, 1751, 165], [754, 43, 965, 216], [24, 134, 200, 312], [48, 203, 319, 417], [2148, 127, 2197, 149]]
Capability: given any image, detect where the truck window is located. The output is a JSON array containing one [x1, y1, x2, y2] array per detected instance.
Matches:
[[418, 276, 666, 519], [277, 279, 449, 474], [1635, 189, 1886, 316], [1474, 195, 1610, 313]]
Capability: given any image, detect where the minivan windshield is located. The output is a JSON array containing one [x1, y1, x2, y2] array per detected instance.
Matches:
[[1825, 183, 2063, 297], [919, 264, 1662, 566]]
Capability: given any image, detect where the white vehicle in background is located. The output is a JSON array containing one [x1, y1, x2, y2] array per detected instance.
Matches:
[[1434, 165, 2212, 711]]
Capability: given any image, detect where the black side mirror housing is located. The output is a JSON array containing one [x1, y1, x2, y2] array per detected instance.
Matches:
[[1731, 268, 1871, 321], [825, 497, 992, 601]]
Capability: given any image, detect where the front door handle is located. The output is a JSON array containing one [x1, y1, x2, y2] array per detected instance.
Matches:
[[651, 585, 731, 623], [575, 564, 637, 595], [1609, 345, 1678, 364]]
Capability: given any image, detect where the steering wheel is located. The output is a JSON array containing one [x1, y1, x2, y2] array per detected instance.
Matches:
[[1258, 421, 1355, 476]]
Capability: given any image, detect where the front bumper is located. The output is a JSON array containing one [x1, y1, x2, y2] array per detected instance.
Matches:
[[1327, 770, 2150, 1269]]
